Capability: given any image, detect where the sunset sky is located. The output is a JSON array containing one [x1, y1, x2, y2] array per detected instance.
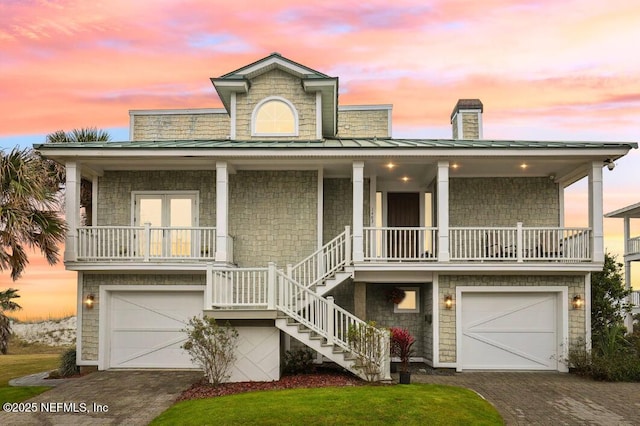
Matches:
[[1, 0, 639, 320]]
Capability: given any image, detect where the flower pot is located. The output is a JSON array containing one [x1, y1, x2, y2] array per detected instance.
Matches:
[[399, 371, 411, 384]]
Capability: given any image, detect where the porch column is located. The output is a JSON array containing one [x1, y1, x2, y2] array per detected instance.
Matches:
[[354, 282, 366, 319], [588, 161, 604, 263], [437, 161, 450, 261], [352, 161, 365, 262], [624, 217, 633, 332], [64, 161, 81, 262], [215, 161, 229, 262]]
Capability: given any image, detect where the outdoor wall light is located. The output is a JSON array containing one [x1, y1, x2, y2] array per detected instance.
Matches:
[[572, 295, 584, 310], [84, 294, 95, 309], [444, 294, 453, 310]]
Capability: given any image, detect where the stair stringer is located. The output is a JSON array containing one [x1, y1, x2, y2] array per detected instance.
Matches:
[[275, 318, 368, 381], [314, 269, 353, 296]]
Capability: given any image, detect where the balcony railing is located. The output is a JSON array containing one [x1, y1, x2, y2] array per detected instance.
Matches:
[[450, 225, 591, 262], [628, 236, 640, 256], [631, 291, 640, 307], [363, 227, 438, 261], [77, 225, 218, 261], [362, 225, 590, 262]]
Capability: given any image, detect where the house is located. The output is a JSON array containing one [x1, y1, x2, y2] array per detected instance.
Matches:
[[605, 202, 640, 330], [36, 53, 637, 381]]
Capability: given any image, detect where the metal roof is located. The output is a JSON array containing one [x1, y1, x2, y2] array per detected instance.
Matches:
[[34, 138, 638, 150], [605, 201, 640, 218]]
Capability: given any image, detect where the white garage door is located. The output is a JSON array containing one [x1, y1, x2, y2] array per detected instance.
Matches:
[[460, 292, 559, 370], [109, 291, 202, 369]]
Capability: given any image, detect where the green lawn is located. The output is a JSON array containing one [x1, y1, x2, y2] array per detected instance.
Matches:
[[0, 351, 62, 403], [152, 384, 503, 425]]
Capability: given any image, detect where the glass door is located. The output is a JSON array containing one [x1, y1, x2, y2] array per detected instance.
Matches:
[[134, 193, 197, 258]]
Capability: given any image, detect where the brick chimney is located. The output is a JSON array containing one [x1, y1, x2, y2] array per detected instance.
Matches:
[[451, 99, 483, 139]]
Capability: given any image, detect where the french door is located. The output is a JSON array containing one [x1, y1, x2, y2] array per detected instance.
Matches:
[[133, 192, 198, 258]]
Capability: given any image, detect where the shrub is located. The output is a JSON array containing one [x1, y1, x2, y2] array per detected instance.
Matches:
[[283, 348, 316, 375], [568, 332, 640, 382], [348, 321, 388, 382], [59, 347, 79, 377], [390, 327, 415, 373], [182, 316, 239, 386]]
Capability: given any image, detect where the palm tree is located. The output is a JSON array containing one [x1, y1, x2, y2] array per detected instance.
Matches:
[[45, 127, 111, 225], [1, 148, 67, 281], [1, 289, 22, 354]]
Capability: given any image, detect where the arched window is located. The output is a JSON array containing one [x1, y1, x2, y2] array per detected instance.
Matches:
[[252, 97, 298, 136]]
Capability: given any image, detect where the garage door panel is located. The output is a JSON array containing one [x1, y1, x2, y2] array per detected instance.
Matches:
[[109, 291, 202, 369], [461, 292, 559, 371]]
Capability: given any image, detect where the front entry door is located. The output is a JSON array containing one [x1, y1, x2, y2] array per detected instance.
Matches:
[[387, 192, 420, 258]]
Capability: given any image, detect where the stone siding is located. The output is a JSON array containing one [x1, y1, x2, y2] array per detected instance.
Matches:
[[366, 284, 428, 357], [461, 112, 479, 139], [337, 109, 390, 138], [132, 113, 229, 140], [450, 177, 559, 227], [229, 171, 317, 267], [236, 69, 317, 140], [323, 178, 370, 244], [97, 171, 216, 227], [326, 280, 355, 314], [437, 275, 586, 363], [80, 273, 206, 361]]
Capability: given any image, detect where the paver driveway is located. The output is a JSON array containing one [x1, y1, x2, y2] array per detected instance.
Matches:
[[2, 370, 639, 425], [412, 371, 640, 425], [0, 370, 201, 425]]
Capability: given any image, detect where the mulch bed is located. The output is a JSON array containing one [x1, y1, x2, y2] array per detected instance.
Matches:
[[178, 369, 366, 402]]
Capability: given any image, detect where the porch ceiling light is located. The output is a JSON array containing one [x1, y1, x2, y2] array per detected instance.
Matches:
[[84, 294, 95, 309], [444, 294, 453, 309], [451, 163, 459, 169], [572, 295, 583, 310], [401, 176, 410, 182], [386, 162, 396, 170], [520, 163, 528, 170]]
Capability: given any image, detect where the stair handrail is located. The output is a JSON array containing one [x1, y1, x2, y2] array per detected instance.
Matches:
[[289, 226, 351, 289], [275, 269, 389, 377]]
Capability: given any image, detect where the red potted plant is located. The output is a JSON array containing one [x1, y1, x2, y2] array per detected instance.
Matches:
[[390, 327, 415, 384]]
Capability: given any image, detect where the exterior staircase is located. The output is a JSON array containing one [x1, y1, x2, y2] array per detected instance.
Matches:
[[206, 227, 391, 381]]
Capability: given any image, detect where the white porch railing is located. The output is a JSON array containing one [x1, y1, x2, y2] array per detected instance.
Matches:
[[289, 226, 351, 289], [209, 267, 270, 308], [77, 225, 218, 261], [628, 236, 640, 256], [363, 227, 438, 261], [449, 224, 591, 261], [630, 291, 640, 307]]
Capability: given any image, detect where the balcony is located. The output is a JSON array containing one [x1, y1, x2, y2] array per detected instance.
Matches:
[[628, 236, 640, 256], [75, 225, 230, 262]]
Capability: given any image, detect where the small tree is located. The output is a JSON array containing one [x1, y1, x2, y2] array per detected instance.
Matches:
[[182, 316, 239, 386], [0, 288, 22, 354], [591, 253, 631, 352]]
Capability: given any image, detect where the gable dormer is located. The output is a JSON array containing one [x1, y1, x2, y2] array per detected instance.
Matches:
[[211, 53, 338, 140]]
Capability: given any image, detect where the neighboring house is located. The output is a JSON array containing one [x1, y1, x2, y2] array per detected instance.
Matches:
[[605, 202, 640, 330], [36, 53, 637, 381]]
